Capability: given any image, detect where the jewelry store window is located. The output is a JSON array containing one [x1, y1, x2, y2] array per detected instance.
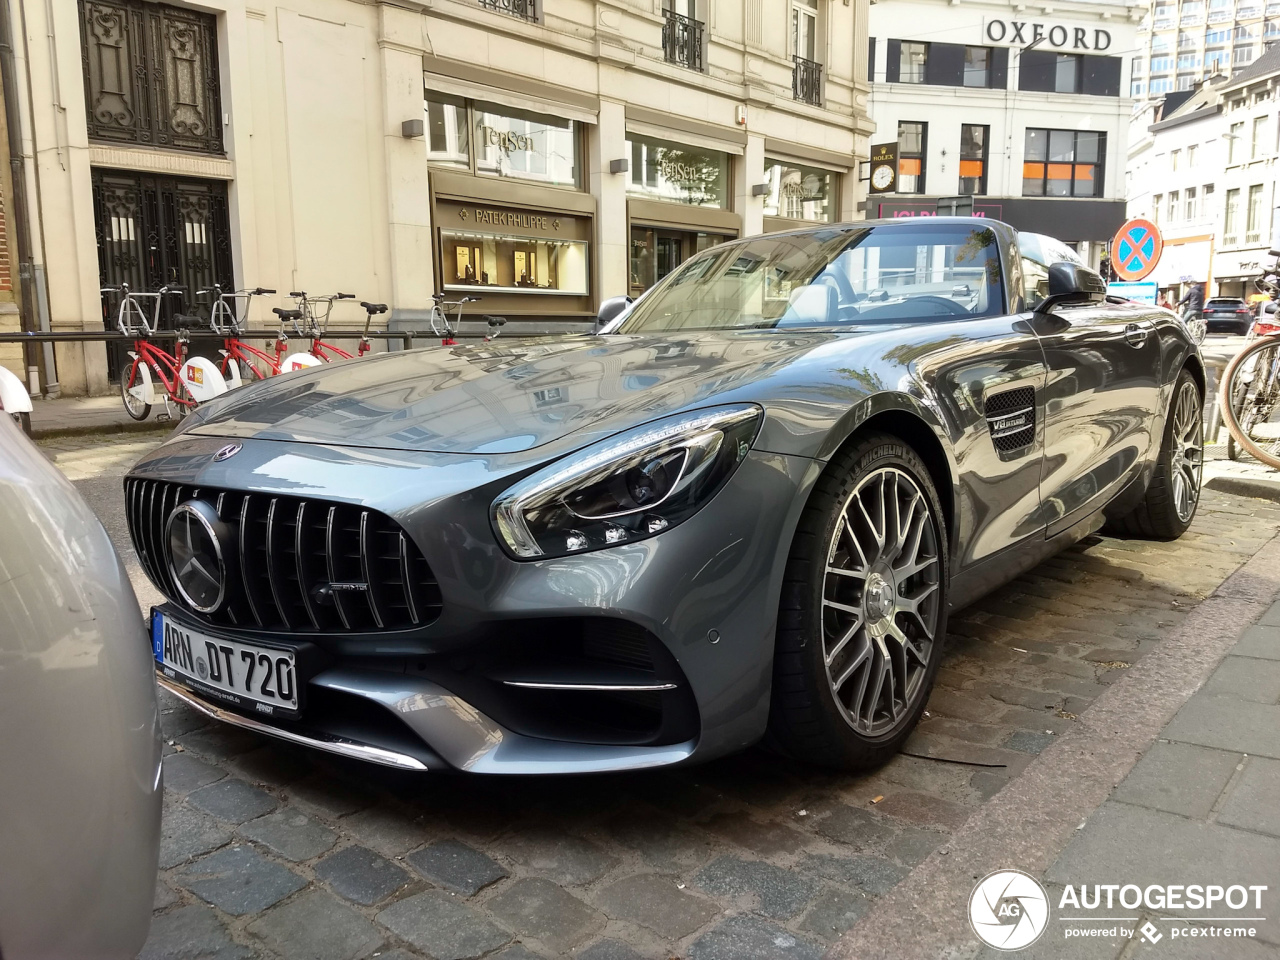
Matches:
[[425, 94, 582, 188], [762, 159, 835, 222], [626, 134, 728, 208], [441, 230, 589, 295]]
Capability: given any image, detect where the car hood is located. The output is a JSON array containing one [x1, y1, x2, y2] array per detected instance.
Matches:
[[182, 333, 844, 455]]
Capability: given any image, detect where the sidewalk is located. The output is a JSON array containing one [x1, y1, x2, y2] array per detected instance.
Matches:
[[26, 394, 177, 438], [1024, 603, 1280, 957], [827, 532, 1280, 960]]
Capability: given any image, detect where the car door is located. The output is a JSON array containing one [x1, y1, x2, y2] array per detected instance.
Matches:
[[1028, 300, 1163, 537], [912, 317, 1048, 569]]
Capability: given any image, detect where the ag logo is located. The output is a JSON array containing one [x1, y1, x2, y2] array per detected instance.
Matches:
[[186, 363, 204, 385], [969, 869, 1049, 951]]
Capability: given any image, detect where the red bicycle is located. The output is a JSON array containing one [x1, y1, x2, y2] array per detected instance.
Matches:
[[198, 284, 286, 385], [288, 291, 357, 361], [106, 282, 207, 421]]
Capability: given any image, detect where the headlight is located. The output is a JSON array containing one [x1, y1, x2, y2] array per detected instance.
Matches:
[[492, 404, 763, 559]]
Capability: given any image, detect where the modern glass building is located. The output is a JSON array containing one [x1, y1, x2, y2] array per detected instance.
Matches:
[[1130, 0, 1280, 97]]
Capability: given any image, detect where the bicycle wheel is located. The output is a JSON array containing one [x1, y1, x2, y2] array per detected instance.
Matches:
[[120, 363, 151, 421], [1226, 374, 1247, 461], [1219, 336, 1280, 469]]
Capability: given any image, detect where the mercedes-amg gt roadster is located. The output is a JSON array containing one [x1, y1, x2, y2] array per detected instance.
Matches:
[[126, 218, 1204, 775]]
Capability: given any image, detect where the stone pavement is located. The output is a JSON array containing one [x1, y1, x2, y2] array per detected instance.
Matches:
[[1023, 599, 1280, 958], [31, 431, 1280, 960]]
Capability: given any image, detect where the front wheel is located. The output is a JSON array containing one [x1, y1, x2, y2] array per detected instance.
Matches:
[[120, 363, 151, 421], [768, 433, 948, 770]]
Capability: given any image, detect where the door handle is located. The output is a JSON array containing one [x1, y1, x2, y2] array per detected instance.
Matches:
[[1124, 322, 1149, 348]]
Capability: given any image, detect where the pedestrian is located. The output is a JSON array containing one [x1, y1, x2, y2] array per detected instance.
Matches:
[[1177, 281, 1204, 321]]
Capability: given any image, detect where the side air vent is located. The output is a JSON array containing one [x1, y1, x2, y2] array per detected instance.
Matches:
[[984, 387, 1036, 454]]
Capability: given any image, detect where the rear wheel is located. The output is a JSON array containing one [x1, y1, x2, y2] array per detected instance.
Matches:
[[1108, 370, 1203, 539], [120, 363, 151, 421], [768, 433, 948, 770], [1221, 339, 1280, 468]]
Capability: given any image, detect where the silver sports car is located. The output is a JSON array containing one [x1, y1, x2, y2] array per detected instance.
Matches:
[[126, 218, 1204, 774]]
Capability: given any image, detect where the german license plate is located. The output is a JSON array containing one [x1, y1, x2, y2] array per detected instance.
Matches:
[[153, 612, 299, 715]]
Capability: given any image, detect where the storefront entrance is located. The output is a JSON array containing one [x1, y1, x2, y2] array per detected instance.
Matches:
[[629, 226, 729, 296]]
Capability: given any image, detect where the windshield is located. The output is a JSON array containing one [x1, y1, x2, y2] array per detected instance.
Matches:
[[617, 223, 1005, 333]]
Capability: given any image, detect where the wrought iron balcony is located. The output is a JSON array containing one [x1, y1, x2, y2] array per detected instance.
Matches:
[[663, 10, 705, 72], [479, 0, 537, 21], [793, 56, 823, 106]]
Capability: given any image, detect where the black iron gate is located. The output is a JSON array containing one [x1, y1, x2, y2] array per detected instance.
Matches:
[[92, 167, 233, 379]]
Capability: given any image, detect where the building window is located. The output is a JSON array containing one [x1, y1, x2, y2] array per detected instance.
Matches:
[[964, 47, 990, 87], [1246, 184, 1265, 242], [78, 0, 223, 155], [1153, 194, 1163, 223], [1168, 190, 1179, 220], [763, 159, 835, 222], [1171, 148, 1181, 171], [959, 124, 988, 195], [440, 231, 588, 294], [478, 0, 538, 20], [1224, 187, 1240, 243], [662, 0, 705, 72], [426, 95, 470, 170], [898, 121, 926, 193], [425, 95, 582, 188], [1252, 116, 1268, 158], [1187, 144, 1198, 166], [791, 0, 823, 106], [899, 42, 928, 83], [627, 134, 728, 208], [1229, 121, 1244, 163], [1022, 129, 1103, 197], [1184, 186, 1197, 219]]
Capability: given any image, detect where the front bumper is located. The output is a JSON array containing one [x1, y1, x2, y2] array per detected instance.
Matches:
[[137, 437, 820, 773]]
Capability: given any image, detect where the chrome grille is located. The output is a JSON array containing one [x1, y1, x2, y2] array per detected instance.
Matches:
[[125, 478, 442, 633]]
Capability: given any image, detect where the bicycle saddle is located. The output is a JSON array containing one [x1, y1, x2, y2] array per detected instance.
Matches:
[[272, 307, 304, 320], [483, 315, 507, 327], [361, 302, 388, 315]]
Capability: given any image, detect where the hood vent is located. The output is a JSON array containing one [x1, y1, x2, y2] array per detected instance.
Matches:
[[985, 387, 1036, 454]]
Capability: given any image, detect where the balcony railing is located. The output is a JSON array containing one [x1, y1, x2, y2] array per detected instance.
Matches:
[[479, 0, 537, 21], [793, 55, 823, 106], [662, 10, 705, 72], [1208, 10, 1232, 21]]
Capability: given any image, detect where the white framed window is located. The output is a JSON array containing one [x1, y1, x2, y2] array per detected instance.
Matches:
[[792, 0, 817, 61]]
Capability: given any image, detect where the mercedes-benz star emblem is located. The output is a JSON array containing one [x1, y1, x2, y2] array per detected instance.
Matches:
[[213, 443, 243, 462], [165, 501, 227, 614]]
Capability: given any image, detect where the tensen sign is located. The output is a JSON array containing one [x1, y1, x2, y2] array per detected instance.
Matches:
[[985, 20, 1112, 50]]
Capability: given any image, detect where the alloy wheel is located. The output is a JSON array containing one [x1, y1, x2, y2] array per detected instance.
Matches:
[[822, 467, 941, 737], [1169, 378, 1203, 523]]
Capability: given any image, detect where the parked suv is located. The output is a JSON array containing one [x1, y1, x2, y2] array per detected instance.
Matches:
[[1203, 298, 1252, 335]]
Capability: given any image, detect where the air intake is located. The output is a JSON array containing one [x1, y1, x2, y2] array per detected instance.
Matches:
[[984, 387, 1035, 453]]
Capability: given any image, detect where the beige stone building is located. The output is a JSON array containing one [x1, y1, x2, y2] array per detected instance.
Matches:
[[15, 0, 871, 396]]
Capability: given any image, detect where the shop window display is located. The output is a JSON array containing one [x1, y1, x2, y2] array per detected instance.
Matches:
[[441, 230, 589, 295]]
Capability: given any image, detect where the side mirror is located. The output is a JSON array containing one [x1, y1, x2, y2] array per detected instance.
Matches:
[[595, 295, 634, 333], [1037, 261, 1107, 311]]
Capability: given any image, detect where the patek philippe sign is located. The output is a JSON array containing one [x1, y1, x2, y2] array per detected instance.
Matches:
[[984, 19, 1111, 50]]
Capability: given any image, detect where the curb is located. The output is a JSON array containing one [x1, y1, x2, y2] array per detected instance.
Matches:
[[31, 420, 176, 441], [1205, 473, 1280, 503]]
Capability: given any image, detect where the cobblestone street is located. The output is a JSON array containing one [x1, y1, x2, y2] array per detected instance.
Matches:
[[40, 432, 1280, 960]]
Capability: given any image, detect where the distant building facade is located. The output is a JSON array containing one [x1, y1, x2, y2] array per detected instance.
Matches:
[[867, 0, 1143, 263], [1126, 46, 1279, 300], [1130, 0, 1278, 99]]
